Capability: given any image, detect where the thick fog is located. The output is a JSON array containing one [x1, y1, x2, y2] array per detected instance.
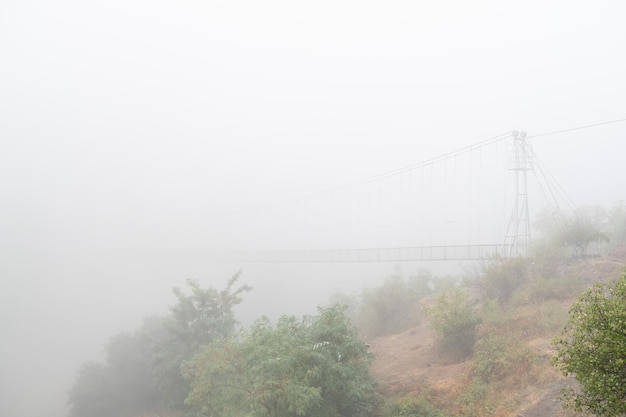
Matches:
[[1, 1, 625, 416]]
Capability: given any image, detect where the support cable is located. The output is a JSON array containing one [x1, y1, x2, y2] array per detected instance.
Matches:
[[530, 117, 626, 139]]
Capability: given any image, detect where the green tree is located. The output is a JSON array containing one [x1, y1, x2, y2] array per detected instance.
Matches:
[[151, 272, 251, 410], [105, 331, 159, 412], [426, 289, 481, 360], [68, 362, 119, 417], [68, 329, 159, 417], [534, 205, 610, 258], [560, 211, 609, 257], [552, 272, 626, 416], [607, 201, 626, 245], [183, 305, 378, 417], [475, 256, 528, 303], [68, 273, 251, 417], [355, 271, 422, 338]]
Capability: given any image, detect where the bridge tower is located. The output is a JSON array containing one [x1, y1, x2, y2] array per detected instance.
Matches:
[[504, 130, 533, 257]]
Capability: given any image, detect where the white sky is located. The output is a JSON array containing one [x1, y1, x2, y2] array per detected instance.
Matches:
[[1, 1, 625, 416]]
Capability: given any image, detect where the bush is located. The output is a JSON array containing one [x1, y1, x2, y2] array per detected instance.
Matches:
[[426, 289, 481, 360], [529, 240, 566, 279], [382, 398, 450, 417], [355, 272, 423, 338], [183, 306, 378, 417], [473, 333, 536, 384], [458, 379, 492, 417], [476, 257, 528, 303], [67, 331, 159, 417], [510, 272, 585, 306], [552, 272, 626, 416]]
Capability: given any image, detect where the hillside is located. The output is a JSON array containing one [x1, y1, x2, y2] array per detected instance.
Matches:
[[82, 246, 626, 417], [368, 245, 626, 417]]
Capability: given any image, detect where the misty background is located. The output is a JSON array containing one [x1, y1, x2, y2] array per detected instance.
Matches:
[[1, 1, 625, 416]]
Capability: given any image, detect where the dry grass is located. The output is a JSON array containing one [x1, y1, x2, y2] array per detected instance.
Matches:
[[371, 246, 626, 417]]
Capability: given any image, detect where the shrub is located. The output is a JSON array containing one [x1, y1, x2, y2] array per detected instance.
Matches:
[[552, 272, 626, 416], [355, 272, 422, 338], [476, 257, 528, 303], [473, 333, 536, 385], [382, 398, 450, 417], [529, 240, 566, 280], [458, 379, 492, 417], [426, 289, 481, 360]]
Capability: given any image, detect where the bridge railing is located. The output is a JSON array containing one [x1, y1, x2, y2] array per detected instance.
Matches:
[[208, 244, 505, 263]]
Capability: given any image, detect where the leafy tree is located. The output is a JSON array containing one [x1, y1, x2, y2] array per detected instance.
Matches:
[[183, 305, 378, 417], [355, 271, 423, 338], [474, 256, 528, 303], [169, 273, 251, 351], [426, 289, 481, 360], [607, 201, 626, 245], [105, 331, 159, 412], [68, 273, 251, 417], [534, 205, 610, 257], [326, 290, 360, 322], [552, 271, 626, 416], [68, 362, 119, 417], [68, 329, 159, 417], [407, 268, 438, 296], [560, 211, 609, 257], [533, 206, 566, 243], [150, 272, 251, 410]]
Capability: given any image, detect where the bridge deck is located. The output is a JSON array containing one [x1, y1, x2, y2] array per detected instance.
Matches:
[[210, 244, 504, 263]]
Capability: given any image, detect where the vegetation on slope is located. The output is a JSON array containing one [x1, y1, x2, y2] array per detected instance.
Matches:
[[553, 271, 626, 417], [361, 204, 626, 417], [67, 202, 626, 417]]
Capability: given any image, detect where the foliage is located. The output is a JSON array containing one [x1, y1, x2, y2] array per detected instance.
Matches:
[[529, 239, 567, 279], [332, 267, 454, 340], [423, 273, 458, 294], [426, 289, 481, 360], [607, 201, 626, 245], [509, 272, 585, 307], [534, 205, 612, 257], [348, 268, 442, 339], [458, 330, 537, 417], [68, 329, 159, 417], [457, 378, 492, 417], [474, 256, 528, 303], [68, 273, 250, 417], [356, 272, 423, 338], [169, 273, 251, 352], [407, 268, 439, 296], [473, 333, 535, 384], [560, 211, 609, 257], [552, 271, 626, 416], [105, 330, 160, 411], [382, 397, 450, 417], [150, 272, 251, 410], [327, 289, 359, 320], [183, 305, 378, 417], [68, 362, 120, 417]]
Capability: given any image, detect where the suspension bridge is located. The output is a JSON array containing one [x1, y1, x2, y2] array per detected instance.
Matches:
[[208, 119, 624, 263]]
